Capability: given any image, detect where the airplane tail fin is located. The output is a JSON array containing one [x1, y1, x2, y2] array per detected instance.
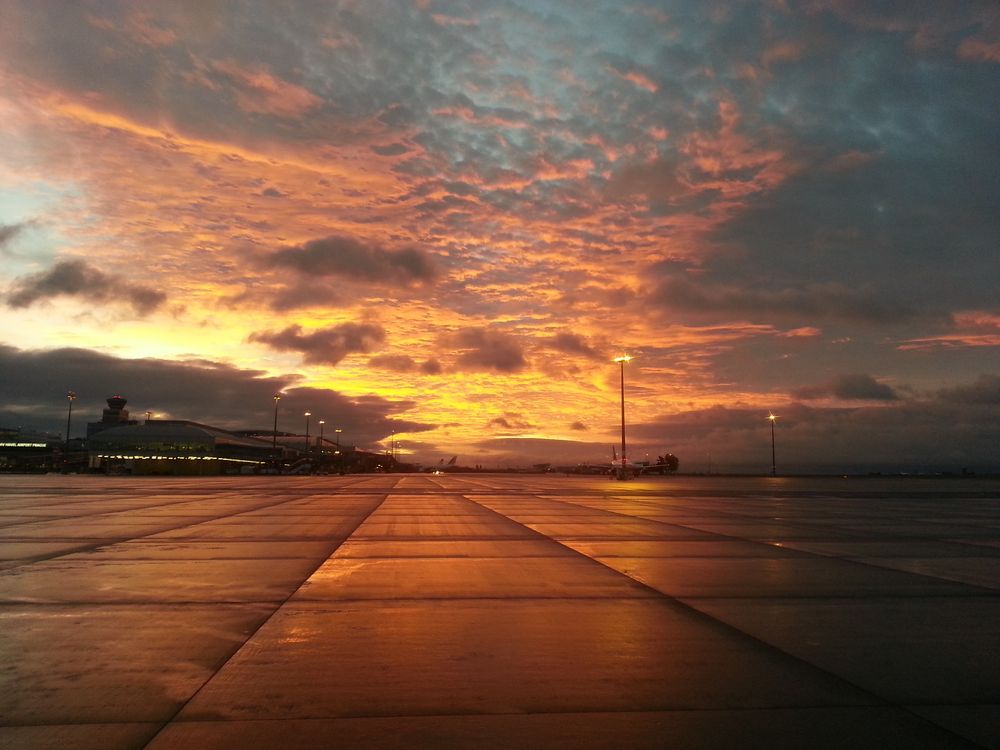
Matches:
[[448, 455, 458, 465]]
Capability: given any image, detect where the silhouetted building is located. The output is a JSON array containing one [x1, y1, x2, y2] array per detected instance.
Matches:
[[88, 420, 278, 475], [87, 395, 138, 437], [0, 427, 63, 472]]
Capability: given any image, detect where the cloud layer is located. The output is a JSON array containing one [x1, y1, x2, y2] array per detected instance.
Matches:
[[0, 1, 998, 469], [0, 344, 430, 446]]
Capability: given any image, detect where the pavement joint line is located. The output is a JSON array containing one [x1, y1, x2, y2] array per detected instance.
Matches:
[[461, 489, 992, 748], [7, 703, 968, 730], [137, 489, 393, 750], [531, 495, 1000, 596], [4, 591, 998, 608], [0, 494, 262, 529], [0, 491, 381, 572]]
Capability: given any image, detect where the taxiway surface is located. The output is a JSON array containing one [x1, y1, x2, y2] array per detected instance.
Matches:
[[1, 474, 998, 748]]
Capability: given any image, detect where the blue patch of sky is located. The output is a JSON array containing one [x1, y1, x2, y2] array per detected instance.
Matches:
[[0, 182, 85, 273]]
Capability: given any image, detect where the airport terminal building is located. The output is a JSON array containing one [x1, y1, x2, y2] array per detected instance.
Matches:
[[88, 420, 280, 475], [0, 428, 65, 472]]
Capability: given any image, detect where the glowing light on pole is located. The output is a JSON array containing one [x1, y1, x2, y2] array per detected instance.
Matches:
[[65, 391, 76, 444], [304, 411, 311, 451], [613, 355, 632, 477], [272, 394, 281, 450], [318, 419, 325, 451], [767, 412, 778, 476]]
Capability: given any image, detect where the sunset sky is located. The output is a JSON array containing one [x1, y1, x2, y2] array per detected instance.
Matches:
[[2, 1, 998, 472]]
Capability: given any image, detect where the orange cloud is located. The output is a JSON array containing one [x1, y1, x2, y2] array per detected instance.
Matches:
[[205, 60, 323, 117], [762, 40, 807, 66], [209, 59, 323, 118], [958, 38, 1000, 63], [608, 66, 659, 93]]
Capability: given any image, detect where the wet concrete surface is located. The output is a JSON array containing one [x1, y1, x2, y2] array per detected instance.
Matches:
[[1, 474, 998, 749]]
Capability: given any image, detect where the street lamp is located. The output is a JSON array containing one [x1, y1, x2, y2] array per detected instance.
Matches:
[[318, 419, 325, 451], [767, 412, 778, 476], [335, 428, 342, 451], [304, 411, 311, 451], [613, 355, 632, 480], [65, 391, 76, 445], [272, 394, 281, 450]]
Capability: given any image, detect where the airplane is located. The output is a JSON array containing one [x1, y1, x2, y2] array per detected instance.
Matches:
[[427, 455, 460, 474], [610, 445, 645, 480], [609, 446, 679, 478]]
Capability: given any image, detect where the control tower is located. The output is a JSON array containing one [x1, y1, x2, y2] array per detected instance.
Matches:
[[87, 395, 138, 437]]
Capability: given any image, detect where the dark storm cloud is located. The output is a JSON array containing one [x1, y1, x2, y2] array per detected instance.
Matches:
[[267, 282, 343, 311], [698, 150, 1000, 324], [792, 374, 900, 401], [629, 405, 765, 441], [0, 344, 432, 444], [487, 412, 534, 431], [473, 389, 1000, 469], [262, 235, 439, 287], [677, 6, 1000, 327], [371, 143, 409, 156], [647, 277, 933, 326], [0, 222, 31, 252], [627, 395, 1000, 473], [937, 374, 1000, 405], [447, 327, 527, 373], [6, 259, 166, 316], [420, 358, 443, 375], [367, 354, 441, 375], [547, 332, 601, 361], [368, 354, 419, 372], [249, 322, 386, 365]]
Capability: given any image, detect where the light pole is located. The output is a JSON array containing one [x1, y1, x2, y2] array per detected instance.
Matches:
[[767, 412, 778, 476], [318, 420, 325, 451], [304, 411, 311, 452], [613, 355, 631, 478], [65, 391, 76, 445], [272, 394, 281, 451]]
